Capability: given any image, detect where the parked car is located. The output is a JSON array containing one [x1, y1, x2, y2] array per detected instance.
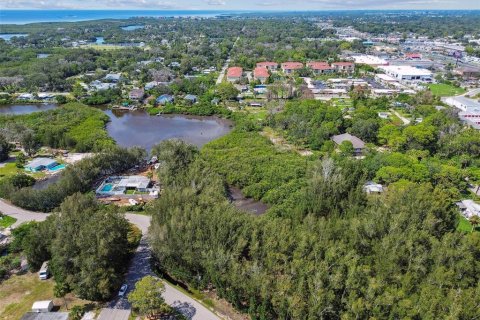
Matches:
[[118, 284, 128, 297], [39, 261, 50, 280]]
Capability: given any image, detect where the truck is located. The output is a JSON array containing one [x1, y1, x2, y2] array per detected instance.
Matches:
[[39, 261, 50, 280]]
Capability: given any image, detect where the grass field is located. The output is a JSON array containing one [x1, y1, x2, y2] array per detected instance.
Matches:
[[0, 215, 17, 228], [428, 84, 466, 97], [0, 272, 94, 320], [457, 215, 480, 233], [0, 273, 55, 320]]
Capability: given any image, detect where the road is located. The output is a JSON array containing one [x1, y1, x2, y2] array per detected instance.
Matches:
[[0, 199, 221, 320], [389, 108, 411, 125], [216, 36, 240, 85]]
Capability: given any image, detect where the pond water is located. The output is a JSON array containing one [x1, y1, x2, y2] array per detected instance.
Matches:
[[121, 25, 144, 31], [0, 33, 28, 41], [103, 109, 232, 151], [228, 186, 269, 215], [0, 104, 58, 115], [95, 36, 105, 44]]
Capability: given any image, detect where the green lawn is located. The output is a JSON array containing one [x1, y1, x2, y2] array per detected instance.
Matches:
[[0, 215, 17, 228], [428, 84, 466, 97], [457, 215, 480, 233]]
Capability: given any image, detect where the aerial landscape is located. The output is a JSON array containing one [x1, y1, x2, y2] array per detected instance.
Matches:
[[0, 1, 480, 319]]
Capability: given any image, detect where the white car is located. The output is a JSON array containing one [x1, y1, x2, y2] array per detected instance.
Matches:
[[118, 284, 128, 297]]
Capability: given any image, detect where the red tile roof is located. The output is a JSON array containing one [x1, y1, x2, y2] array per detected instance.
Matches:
[[406, 53, 422, 59], [254, 67, 270, 78], [257, 61, 278, 68], [307, 61, 332, 70], [281, 62, 303, 70], [227, 67, 243, 78]]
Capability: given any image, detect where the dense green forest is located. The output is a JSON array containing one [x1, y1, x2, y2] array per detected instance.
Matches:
[[22, 193, 140, 300], [0, 102, 114, 152], [149, 138, 480, 319]]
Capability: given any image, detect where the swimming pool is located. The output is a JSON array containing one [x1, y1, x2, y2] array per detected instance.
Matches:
[[101, 184, 113, 192], [49, 164, 66, 171]]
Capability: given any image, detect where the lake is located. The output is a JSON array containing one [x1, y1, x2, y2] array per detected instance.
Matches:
[[0, 104, 232, 151], [0, 33, 28, 41], [95, 37, 105, 44], [103, 109, 232, 151], [0, 104, 57, 115], [121, 25, 144, 31]]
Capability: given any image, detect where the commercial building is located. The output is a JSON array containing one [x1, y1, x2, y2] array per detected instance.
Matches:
[[379, 66, 432, 83], [445, 96, 480, 129], [350, 55, 389, 67], [226, 67, 243, 82]]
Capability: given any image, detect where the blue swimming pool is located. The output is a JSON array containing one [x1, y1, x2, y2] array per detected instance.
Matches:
[[49, 164, 66, 171], [101, 184, 113, 192]]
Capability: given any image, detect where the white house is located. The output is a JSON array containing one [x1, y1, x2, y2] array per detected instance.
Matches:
[[456, 200, 480, 218]]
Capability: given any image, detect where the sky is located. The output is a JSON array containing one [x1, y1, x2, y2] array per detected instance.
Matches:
[[1, 0, 480, 10]]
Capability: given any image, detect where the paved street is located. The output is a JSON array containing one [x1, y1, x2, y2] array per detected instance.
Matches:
[[1, 200, 221, 319], [0, 198, 49, 227]]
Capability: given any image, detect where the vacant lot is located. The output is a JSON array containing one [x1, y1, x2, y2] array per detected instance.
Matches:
[[0, 273, 54, 320], [428, 83, 466, 97], [0, 272, 93, 319]]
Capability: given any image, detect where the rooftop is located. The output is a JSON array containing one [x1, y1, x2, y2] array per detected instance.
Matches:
[[254, 67, 270, 78], [21, 313, 68, 320], [307, 61, 332, 70], [380, 65, 432, 76], [350, 55, 388, 66], [332, 133, 366, 149], [281, 62, 303, 69], [26, 158, 57, 169], [257, 61, 278, 67], [227, 67, 243, 78]]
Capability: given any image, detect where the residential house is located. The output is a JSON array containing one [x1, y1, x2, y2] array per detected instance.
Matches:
[[331, 133, 366, 155], [25, 158, 59, 172], [332, 62, 355, 74], [254, 67, 270, 83], [156, 94, 174, 105], [17, 93, 34, 101], [307, 61, 333, 74], [456, 199, 480, 218], [90, 80, 116, 91], [104, 73, 121, 82], [363, 182, 384, 194], [227, 67, 243, 82], [129, 88, 145, 100], [256, 61, 278, 71], [281, 62, 303, 74], [144, 81, 160, 90]]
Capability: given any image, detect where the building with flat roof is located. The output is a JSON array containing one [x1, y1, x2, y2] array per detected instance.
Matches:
[[456, 200, 480, 218], [25, 158, 59, 172], [96, 175, 158, 196], [20, 313, 68, 320], [350, 55, 389, 67], [379, 66, 432, 83]]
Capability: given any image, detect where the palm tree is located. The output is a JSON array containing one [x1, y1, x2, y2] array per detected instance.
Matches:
[[469, 215, 480, 233]]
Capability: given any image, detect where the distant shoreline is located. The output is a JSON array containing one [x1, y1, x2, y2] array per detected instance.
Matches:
[[0, 10, 241, 25]]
